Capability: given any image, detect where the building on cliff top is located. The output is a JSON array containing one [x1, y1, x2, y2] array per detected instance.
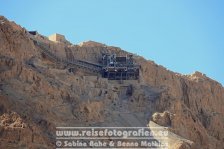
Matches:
[[48, 33, 66, 43]]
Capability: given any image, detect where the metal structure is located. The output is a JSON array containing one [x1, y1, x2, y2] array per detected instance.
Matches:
[[28, 31, 38, 35], [102, 54, 140, 80], [31, 39, 140, 80]]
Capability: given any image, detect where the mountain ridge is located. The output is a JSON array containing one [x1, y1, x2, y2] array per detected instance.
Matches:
[[0, 15, 224, 149]]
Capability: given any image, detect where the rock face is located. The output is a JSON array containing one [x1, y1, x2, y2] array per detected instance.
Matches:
[[152, 111, 173, 127], [0, 16, 224, 149]]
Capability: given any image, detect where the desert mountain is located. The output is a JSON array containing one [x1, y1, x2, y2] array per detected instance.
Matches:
[[0, 16, 224, 149]]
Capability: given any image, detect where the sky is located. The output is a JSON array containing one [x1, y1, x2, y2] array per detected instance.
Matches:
[[0, 0, 223, 85]]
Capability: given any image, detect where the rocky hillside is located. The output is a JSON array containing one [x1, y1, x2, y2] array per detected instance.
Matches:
[[0, 16, 223, 149]]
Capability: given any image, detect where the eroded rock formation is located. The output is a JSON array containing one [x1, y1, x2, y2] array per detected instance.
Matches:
[[0, 16, 223, 149]]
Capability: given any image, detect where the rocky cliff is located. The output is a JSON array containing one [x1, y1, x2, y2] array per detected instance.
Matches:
[[0, 16, 223, 149]]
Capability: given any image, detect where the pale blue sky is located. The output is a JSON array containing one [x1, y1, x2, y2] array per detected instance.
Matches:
[[0, 0, 223, 85]]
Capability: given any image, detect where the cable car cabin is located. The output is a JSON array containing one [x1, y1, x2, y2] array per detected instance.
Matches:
[[102, 54, 140, 80]]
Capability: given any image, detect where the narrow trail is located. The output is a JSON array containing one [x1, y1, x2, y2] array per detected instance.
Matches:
[[32, 39, 102, 73]]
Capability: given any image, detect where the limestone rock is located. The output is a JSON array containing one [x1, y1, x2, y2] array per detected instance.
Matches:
[[0, 112, 26, 128], [152, 111, 174, 127], [0, 15, 223, 149]]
